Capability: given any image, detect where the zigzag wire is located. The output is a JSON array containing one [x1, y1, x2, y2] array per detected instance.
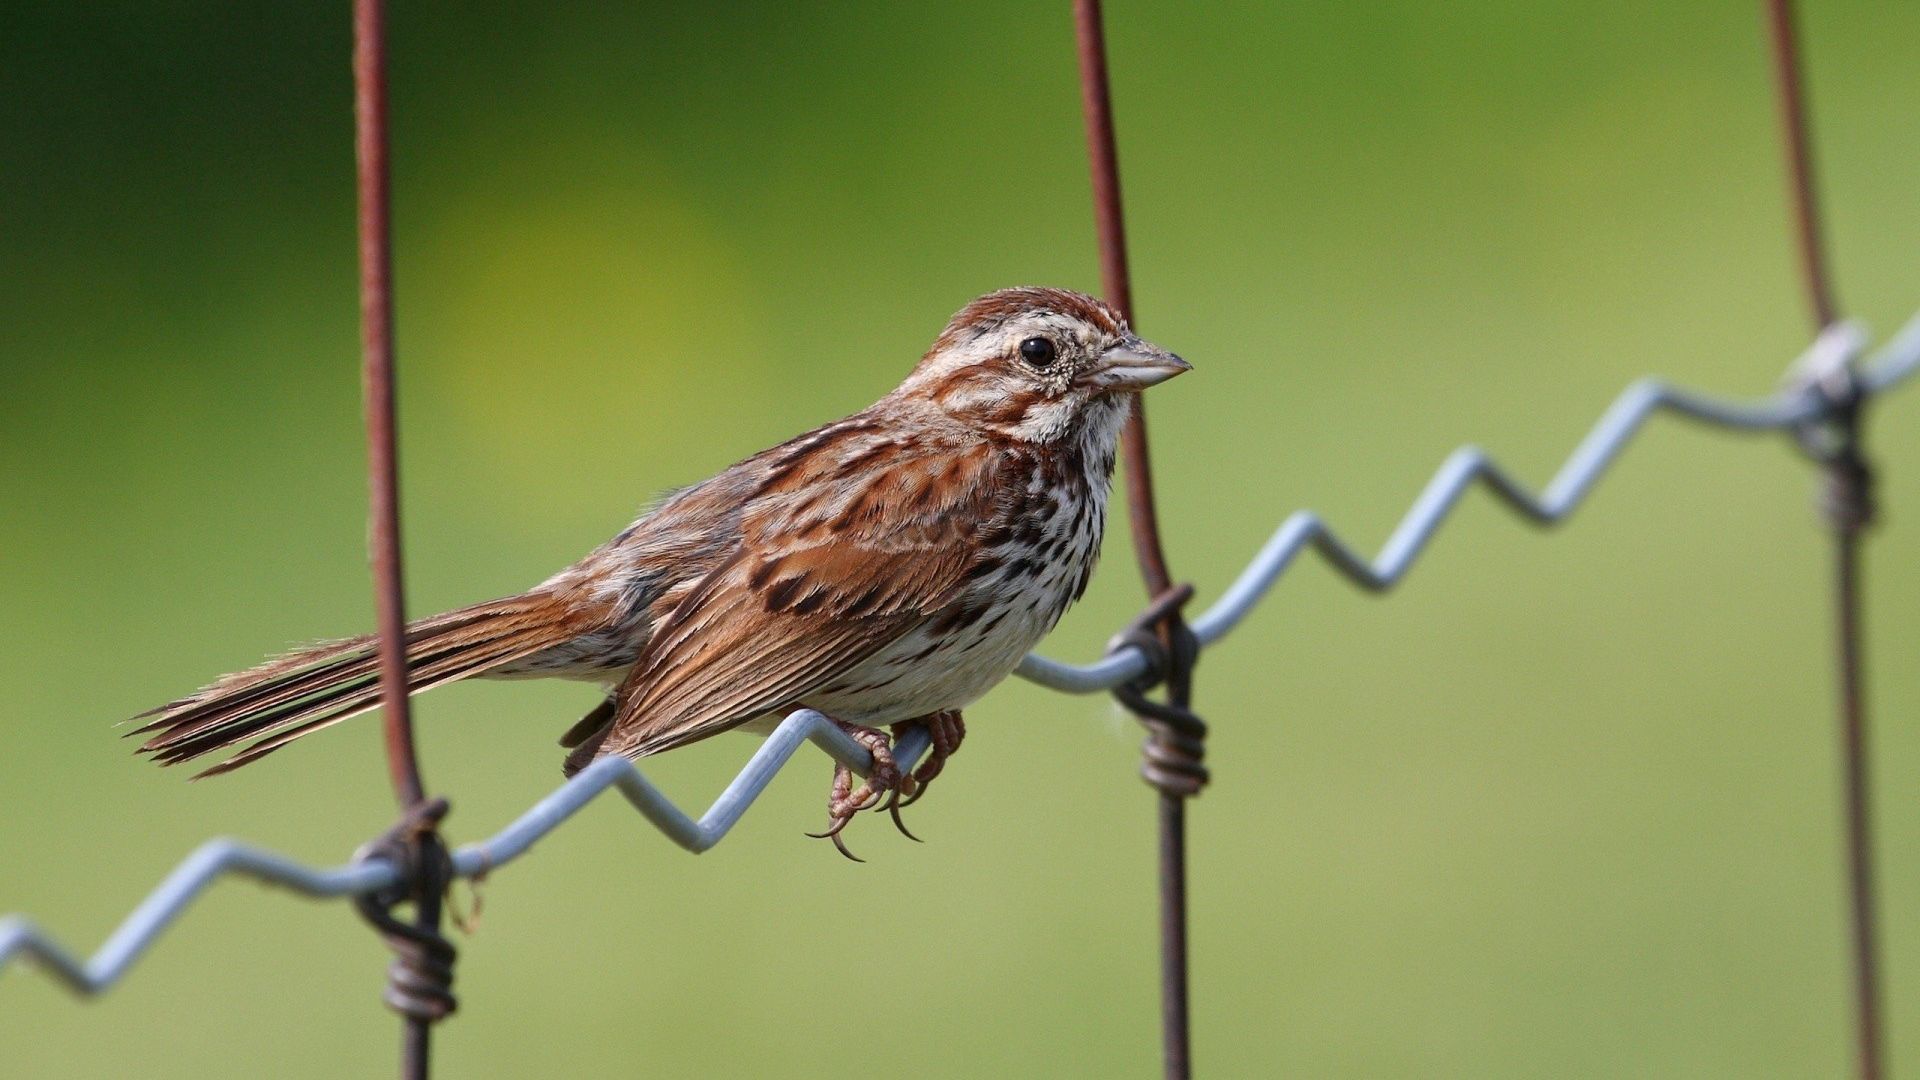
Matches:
[[1015, 315, 1920, 692], [5, 312, 1919, 996], [2, 713, 927, 995]]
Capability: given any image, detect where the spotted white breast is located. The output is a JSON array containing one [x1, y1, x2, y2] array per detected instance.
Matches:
[[796, 397, 1124, 725]]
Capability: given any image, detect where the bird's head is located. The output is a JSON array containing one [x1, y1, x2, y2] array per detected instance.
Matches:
[[895, 286, 1190, 444]]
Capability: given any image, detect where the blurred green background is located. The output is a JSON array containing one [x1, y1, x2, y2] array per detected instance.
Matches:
[[4, 2, 1918, 1076]]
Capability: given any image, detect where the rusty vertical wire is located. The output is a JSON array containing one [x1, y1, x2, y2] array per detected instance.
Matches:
[[1829, 498, 1881, 1080], [355, 2, 444, 1079], [1073, 3, 1201, 1079], [1764, 0, 1839, 330], [1762, 3, 1882, 1079], [1074, 0, 1172, 596], [355, 0, 423, 813]]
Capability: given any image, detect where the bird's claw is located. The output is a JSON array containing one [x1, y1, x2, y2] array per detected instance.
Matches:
[[807, 721, 909, 861], [808, 711, 964, 859], [895, 710, 965, 809]]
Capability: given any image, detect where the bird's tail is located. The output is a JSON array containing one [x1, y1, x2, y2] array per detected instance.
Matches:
[[129, 593, 585, 777]]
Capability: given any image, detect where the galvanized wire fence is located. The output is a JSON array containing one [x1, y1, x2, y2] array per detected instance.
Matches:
[[0, 3, 1910, 1079]]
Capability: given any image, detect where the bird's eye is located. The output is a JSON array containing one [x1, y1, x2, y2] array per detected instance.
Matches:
[[1018, 336, 1057, 368]]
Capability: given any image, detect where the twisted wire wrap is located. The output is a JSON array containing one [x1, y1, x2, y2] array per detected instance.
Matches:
[[1818, 420, 1875, 532], [1790, 338, 1876, 531], [352, 799, 458, 1024], [1108, 585, 1208, 798]]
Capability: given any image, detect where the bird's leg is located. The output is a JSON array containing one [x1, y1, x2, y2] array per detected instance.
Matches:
[[894, 709, 964, 809], [872, 710, 967, 840], [807, 719, 905, 861]]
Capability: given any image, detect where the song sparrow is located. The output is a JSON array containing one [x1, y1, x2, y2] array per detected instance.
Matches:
[[129, 287, 1189, 855]]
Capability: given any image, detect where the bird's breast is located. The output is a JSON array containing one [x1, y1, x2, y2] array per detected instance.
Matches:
[[802, 462, 1108, 724]]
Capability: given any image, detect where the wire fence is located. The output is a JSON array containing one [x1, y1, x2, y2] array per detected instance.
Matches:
[[1, 3, 1910, 1079], [4, 312, 1918, 971], [6, 310, 1917, 974]]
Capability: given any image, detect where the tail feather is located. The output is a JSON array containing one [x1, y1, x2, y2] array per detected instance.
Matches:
[[128, 602, 511, 735], [151, 631, 549, 770], [137, 629, 495, 756], [131, 594, 585, 777], [184, 637, 560, 777]]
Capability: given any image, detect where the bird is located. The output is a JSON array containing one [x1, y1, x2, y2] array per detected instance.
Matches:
[[128, 286, 1190, 856]]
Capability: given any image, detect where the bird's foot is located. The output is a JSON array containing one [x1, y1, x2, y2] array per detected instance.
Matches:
[[895, 710, 964, 808], [807, 719, 911, 862], [873, 710, 967, 843]]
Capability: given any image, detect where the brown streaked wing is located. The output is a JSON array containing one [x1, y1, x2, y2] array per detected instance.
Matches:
[[595, 433, 1017, 759]]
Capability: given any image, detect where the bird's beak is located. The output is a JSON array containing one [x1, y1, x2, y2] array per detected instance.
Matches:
[[1090, 336, 1192, 392]]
